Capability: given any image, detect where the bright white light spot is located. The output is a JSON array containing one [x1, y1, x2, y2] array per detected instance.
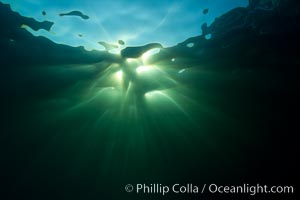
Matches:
[[136, 65, 152, 74], [115, 70, 123, 81], [144, 90, 163, 98], [126, 58, 136, 63], [142, 48, 161, 63], [178, 69, 186, 74], [171, 58, 176, 62]]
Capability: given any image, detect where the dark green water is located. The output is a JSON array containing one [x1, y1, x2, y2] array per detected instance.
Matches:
[[1, 1, 299, 199]]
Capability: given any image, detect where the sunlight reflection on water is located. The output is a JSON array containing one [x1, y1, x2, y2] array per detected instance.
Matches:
[[2, 0, 248, 50]]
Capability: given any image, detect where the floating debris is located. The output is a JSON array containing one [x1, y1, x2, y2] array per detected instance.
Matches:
[[42, 11, 46, 16], [203, 8, 209, 14], [59, 11, 89, 20], [121, 43, 163, 58], [98, 41, 119, 51], [118, 40, 125, 46]]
